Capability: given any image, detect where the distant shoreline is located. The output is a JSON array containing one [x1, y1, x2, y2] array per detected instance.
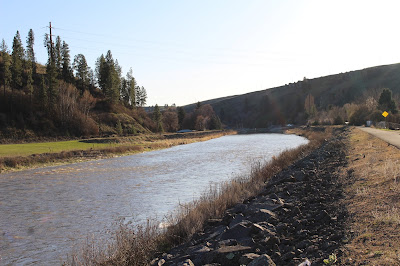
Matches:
[[0, 130, 235, 173]]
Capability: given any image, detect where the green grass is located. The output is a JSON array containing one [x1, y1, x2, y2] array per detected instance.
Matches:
[[0, 140, 120, 157]]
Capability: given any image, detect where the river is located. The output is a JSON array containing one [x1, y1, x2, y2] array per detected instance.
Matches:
[[0, 133, 308, 265]]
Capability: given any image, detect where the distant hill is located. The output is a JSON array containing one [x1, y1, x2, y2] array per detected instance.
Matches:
[[184, 63, 400, 127]]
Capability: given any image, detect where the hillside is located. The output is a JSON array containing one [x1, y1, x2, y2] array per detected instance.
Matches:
[[185, 63, 400, 127]]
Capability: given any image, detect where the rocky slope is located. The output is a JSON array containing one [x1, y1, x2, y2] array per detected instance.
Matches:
[[152, 133, 348, 265]]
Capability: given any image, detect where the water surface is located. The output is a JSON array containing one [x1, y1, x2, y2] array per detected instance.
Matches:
[[0, 133, 308, 265]]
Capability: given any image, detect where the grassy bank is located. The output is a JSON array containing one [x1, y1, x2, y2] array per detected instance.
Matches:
[[340, 127, 400, 264], [0, 130, 233, 173], [67, 127, 332, 265]]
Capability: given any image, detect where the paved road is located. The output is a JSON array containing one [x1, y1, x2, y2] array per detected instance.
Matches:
[[358, 127, 400, 148]]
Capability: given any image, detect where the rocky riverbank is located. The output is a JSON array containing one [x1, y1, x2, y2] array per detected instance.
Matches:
[[152, 130, 348, 265]]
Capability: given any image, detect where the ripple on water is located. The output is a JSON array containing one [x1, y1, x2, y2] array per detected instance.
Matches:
[[0, 133, 308, 264]]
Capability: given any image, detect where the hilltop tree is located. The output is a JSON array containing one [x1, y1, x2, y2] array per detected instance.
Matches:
[[1, 39, 12, 97], [378, 88, 398, 114], [96, 50, 121, 102], [55, 36, 62, 76], [44, 33, 58, 107], [61, 41, 73, 83], [126, 68, 136, 107], [26, 29, 36, 74], [105, 50, 121, 102], [135, 86, 147, 106], [11, 31, 25, 90], [121, 68, 136, 107], [95, 54, 106, 91], [73, 54, 89, 92]]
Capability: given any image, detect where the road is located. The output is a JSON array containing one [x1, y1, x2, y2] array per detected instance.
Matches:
[[358, 127, 400, 148]]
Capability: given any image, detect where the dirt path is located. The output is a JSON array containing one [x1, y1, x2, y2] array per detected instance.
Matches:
[[358, 127, 400, 148]]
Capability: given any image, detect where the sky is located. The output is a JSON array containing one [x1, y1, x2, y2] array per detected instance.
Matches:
[[2, 0, 400, 106]]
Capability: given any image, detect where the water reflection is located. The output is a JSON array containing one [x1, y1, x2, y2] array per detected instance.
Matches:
[[0, 133, 308, 264]]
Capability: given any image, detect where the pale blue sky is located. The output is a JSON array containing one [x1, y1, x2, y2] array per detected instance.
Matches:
[[2, 0, 400, 106]]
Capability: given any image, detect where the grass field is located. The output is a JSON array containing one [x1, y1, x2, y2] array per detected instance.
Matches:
[[0, 139, 120, 157]]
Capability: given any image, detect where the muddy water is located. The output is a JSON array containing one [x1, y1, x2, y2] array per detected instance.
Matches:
[[0, 133, 308, 265]]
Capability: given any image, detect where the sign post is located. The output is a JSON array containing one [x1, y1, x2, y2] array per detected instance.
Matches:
[[382, 111, 389, 128]]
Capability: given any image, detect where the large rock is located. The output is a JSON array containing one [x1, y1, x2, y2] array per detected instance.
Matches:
[[176, 259, 195, 266], [247, 254, 276, 266], [219, 222, 251, 240], [248, 209, 277, 223]]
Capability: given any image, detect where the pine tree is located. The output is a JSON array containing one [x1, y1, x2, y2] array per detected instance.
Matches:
[[1, 39, 11, 97], [26, 29, 36, 74], [37, 76, 47, 110], [153, 104, 163, 133], [44, 33, 58, 108], [95, 54, 106, 92], [96, 51, 120, 102], [26, 67, 34, 104], [73, 54, 89, 92], [135, 86, 147, 107], [11, 31, 25, 90], [104, 50, 121, 102], [125, 68, 136, 107], [177, 106, 186, 129], [378, 88, 398, 114], [55, 36, 62, 77], [61, 41, 73, 83]]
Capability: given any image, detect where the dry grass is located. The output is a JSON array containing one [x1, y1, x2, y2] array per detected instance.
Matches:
[[65, 127, 330, 265], [340, 127, 400, 265]]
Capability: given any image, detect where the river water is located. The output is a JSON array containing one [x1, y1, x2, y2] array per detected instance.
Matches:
[[0, 133, 308, 265]]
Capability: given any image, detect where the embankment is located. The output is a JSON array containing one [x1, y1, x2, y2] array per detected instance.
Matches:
[[68, 127, 340, 265], [151, 128, 348, 265]]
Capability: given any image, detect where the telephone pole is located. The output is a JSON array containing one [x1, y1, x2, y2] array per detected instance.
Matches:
[[49, 22, 53, 63]]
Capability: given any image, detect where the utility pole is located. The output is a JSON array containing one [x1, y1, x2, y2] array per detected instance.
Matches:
[[49, 22, 53, 63]]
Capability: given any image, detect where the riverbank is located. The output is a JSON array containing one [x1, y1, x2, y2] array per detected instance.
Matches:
[[0, 130, 234, 173], [151, 127, 346, 265], [66, 126, 400, 265], [67, 127, 331, 265]]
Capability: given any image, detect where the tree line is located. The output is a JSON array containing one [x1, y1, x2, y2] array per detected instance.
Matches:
[[0, 29, 149, 138], [0, 28, 224, 140]]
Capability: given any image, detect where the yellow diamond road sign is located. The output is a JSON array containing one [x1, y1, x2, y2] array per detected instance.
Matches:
[[382, 111, 389, 117]]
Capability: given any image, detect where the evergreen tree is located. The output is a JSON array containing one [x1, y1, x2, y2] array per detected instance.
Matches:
[[196, 101, 201, 109], [210, 114, 222, 130], [26, 29, 36, 74], [116, 120, 123, 135], [177, 106, 185, 129], [11, 31, 25, 90], [153, 104, 163, 133], [378, 88, 398, 114], [135, 86, 147, 106], [104, 50, 120, 102], [73, 54, 89, 92], [125, 68, 136, 107], [37, 76, 47, 110], [96, 51, 120, 102], [1, 39, 12, 97], [55, 36, 62, 76], [44, 33, 58, 107], [95, 54, 107, 92], [26, 67, 34, 104], [61, 41, 73, 83]]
